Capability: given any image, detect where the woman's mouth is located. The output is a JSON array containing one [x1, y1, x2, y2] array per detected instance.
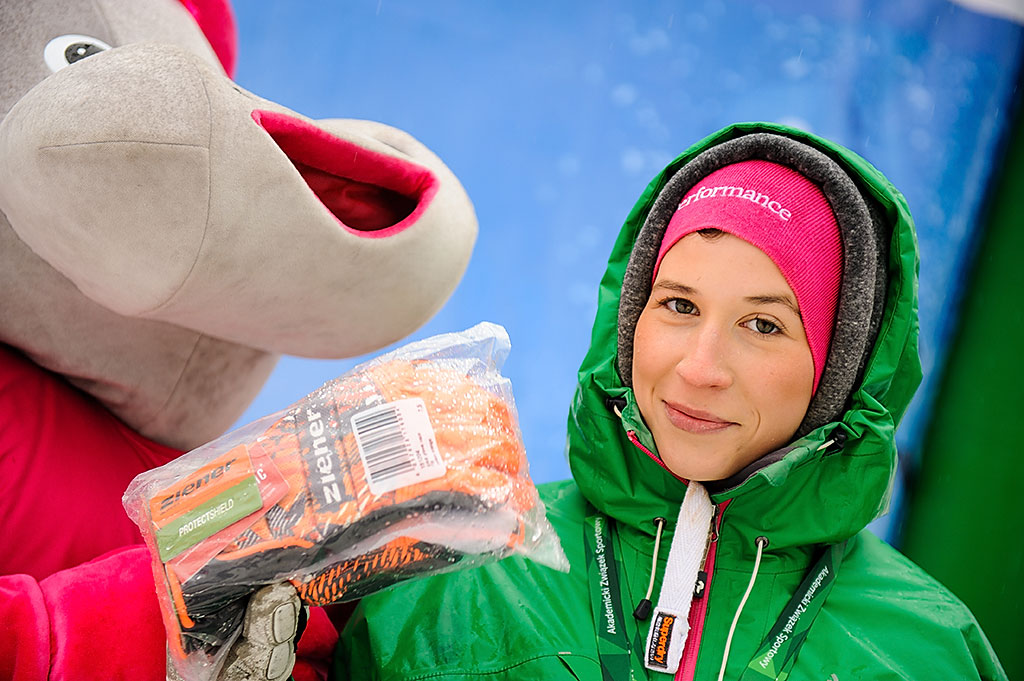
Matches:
[[663, 402, 736, 434]]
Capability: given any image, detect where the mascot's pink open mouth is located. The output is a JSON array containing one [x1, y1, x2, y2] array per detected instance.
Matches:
[[251, 110, 437, 236]]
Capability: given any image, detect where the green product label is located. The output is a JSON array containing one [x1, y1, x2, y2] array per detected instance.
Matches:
[[155, 476, 262, 561], [743, 542, 845, 681]]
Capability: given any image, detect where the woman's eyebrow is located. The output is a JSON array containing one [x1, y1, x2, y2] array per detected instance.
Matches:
[[745, 294, 801, 318], [652, 280, 697, 295]]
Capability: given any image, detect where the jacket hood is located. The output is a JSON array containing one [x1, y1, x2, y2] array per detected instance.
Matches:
[[567, 122, 921, 551]]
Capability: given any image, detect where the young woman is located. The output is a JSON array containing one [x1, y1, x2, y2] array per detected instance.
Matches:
[[334, 122, 1007, 680]]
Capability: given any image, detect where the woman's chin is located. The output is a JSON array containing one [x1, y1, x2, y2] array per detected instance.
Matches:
[[660, 449, 743, 483]]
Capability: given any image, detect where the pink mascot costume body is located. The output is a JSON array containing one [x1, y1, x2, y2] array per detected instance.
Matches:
[[0, 1, 477, 678]]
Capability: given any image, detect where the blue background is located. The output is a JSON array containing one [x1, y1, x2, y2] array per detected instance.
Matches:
[[232, 1, 1023, 542]]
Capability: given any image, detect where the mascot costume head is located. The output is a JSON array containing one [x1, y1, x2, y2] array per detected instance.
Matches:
[[0, 0, 476, 581]]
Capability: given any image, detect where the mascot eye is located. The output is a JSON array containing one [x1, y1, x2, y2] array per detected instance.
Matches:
[[44, 34, 112, 73]]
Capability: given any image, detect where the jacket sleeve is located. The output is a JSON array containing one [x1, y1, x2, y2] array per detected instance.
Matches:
[[0, 544, 340, 681], [0, 545, 167, 681], [964, 618, 1010, 681]]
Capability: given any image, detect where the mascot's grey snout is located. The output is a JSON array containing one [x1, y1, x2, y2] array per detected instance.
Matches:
[[0, 0, 477, 449]]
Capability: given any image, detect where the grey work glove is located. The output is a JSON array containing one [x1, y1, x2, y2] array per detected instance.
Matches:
[[167, 583, 307, 681]]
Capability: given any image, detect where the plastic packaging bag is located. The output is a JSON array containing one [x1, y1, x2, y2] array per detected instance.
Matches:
[[123, 322, 567, 680]]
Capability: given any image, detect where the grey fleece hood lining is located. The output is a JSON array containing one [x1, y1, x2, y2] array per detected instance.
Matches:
[[616, 132, 889, 459]]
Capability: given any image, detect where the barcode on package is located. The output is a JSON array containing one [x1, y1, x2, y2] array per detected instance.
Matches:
[[351, 398, 445, 495]]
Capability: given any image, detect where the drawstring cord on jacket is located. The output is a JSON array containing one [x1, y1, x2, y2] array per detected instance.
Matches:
[[606, 399, 839, 675], [633, 516, 666, 620], [642, 481, 715, 673], [717, 535, 770, 681]]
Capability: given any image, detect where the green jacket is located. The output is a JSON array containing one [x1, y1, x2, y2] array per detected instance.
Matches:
[[335, 123, 1006, 680]]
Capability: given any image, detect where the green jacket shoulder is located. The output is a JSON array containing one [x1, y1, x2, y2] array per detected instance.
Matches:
[[807, 531, 1007, 681], [335, 480, 599, 681], [336, 480, 1006, 681]]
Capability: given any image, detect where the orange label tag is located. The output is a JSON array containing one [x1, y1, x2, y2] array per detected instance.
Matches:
[[150, 445, 253, 525]]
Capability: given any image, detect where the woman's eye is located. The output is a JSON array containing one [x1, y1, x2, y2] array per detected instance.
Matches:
[[669, 298, 695, 315], [745, 317, 781, 335]]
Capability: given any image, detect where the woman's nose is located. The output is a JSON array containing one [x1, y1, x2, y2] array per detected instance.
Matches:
[[675, 325, 733, 389]]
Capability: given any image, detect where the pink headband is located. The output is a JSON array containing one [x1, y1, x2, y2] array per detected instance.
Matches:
[[654, 160, 842, 391]]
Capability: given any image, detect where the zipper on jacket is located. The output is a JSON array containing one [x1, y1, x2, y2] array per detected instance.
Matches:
[[625, 429, 731, 680], [626, 429, 654, 457], [627, 430, 686, 482], [675, 499, 730, 681]]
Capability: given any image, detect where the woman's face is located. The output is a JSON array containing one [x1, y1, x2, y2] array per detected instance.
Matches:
[[631, 231, 815, 481]]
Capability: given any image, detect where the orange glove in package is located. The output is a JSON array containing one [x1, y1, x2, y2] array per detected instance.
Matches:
[[123, 323, 567, 680]]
